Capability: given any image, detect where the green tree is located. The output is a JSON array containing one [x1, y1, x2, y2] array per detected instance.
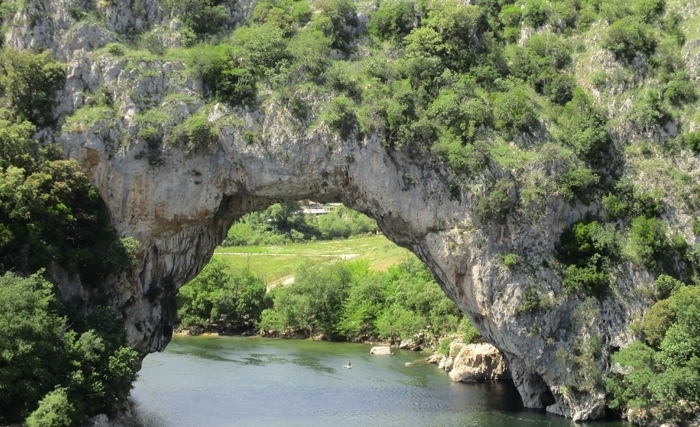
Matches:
[[25, 388, 75, 427], [607, 286, 700, 422], [178, 258, 270, 330], [369, 0, 415, 43], [0, 273, 66, 423], [603, 18, 657, 60], [0, 49, 65, 125]]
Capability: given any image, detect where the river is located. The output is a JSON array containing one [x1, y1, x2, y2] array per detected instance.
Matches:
[[131, 336, 628, 427]]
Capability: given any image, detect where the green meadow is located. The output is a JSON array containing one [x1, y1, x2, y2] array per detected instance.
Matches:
[[212, 235, 412, 284]]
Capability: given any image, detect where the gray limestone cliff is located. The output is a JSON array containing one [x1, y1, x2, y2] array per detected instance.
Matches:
[[4, 0, 700, 423]]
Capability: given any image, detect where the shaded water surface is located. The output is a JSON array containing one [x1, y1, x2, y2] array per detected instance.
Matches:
[[131, 336, 628, 427]]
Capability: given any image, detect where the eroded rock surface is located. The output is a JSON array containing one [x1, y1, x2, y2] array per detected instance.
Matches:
[[429, 342, 511, 382]]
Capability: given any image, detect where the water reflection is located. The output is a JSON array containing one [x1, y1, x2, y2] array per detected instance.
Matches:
[[131, 336, 629, 427]]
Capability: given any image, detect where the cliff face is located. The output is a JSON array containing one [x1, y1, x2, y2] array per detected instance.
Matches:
[[5, 0, 700, 422]]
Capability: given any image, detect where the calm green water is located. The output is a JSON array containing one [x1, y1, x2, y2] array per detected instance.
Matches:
[[131, 336, 628, 427]]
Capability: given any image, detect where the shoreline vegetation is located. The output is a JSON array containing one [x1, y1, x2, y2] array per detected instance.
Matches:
[[175, 203, 484, 360]]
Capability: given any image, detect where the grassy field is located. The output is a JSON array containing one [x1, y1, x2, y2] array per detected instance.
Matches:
[[212, 235, 413, 284]]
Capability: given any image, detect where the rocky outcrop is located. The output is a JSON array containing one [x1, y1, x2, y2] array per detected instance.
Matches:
[[398, 333, 423, 351], [429, 341, 510, 382], [370, 346, 393, 356], [448, 343, 510, 382], [5, 0, 700, 423]]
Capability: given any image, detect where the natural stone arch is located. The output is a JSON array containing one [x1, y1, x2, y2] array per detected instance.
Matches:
[[3, 0, 647, 418], [57, 96, 624, 420]]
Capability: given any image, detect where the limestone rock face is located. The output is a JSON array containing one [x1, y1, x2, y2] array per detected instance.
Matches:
[[5, 0, 700, 422], [448, 343, 510, 382], [370, 346, 393, 356]]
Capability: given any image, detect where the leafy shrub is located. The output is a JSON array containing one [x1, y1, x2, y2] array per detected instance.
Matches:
[[0, 116, 136, 282], [188, 44, 257, 106], [369, 0, 415, 42], [663, 72, 696, 105], [602, 18, 657, 60], [522, 0, 548, 28], [628, 216, 669, 271], [311, 0, 357, 52], [498, 5, 522, 27], [559, 166, 599, 203], [502, 253, 520, 269], [25, 388, 74, 427], [459, 316, 481, 344], [171, 112, 218, 153], [558, 220, 618, 295], [436, 337, 453, 355], [0, 273, 66, 422], [493, 88, 537, 133], [477, 179, 514, 222], [510, 33, 572, 99], [289, 96, 309, 121], [563, 221, 619, 261], [222, 203, 378, 246], [682, 131, 700, 155], [288, 29, 332, 77], [163, 0, 228, 35], [0, 49, 65, 125], [627, 89, 666, 131], [257, 257, 465, 343], [654, 274, 684, 300], [563, 262, 609, 294], [0, 274, 138, 425], [643, 298, 674, 348], [322, 61, 360, 96], [602, 179, 663, 220], [105, 43, 124, 56], [140, 32, 165, 55], [231, 23, 289, 72], [557, 89, 609, 165], [323, 96, 357, 139], [520, 286, 540, 313], [543, 72, 576, 104]]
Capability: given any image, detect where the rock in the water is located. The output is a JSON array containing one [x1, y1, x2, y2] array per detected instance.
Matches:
[[426, 354, 443, 365], [447, 343, 510, 382], [370, 346, 392, 355], [399, 338, 421, 351]]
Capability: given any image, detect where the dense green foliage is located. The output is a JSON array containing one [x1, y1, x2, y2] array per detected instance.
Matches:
[[558, 220, 618, 295], [222, 202, 377, 246], [0, 273, 138, 426], [0, 49, 138, 284], [0, 49, 141, 425], [178, 254, 476, 344], [607, 285, 700, 423], [258, 258, 468, 343], [177, 258, 271, 330]]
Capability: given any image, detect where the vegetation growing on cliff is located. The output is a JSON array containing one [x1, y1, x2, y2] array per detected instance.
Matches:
[[0, 49, 140, 426], [606, 284, 700, 423]]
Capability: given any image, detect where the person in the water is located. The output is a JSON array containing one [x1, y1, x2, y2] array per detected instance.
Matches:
[[347, 360, 352, 367]]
